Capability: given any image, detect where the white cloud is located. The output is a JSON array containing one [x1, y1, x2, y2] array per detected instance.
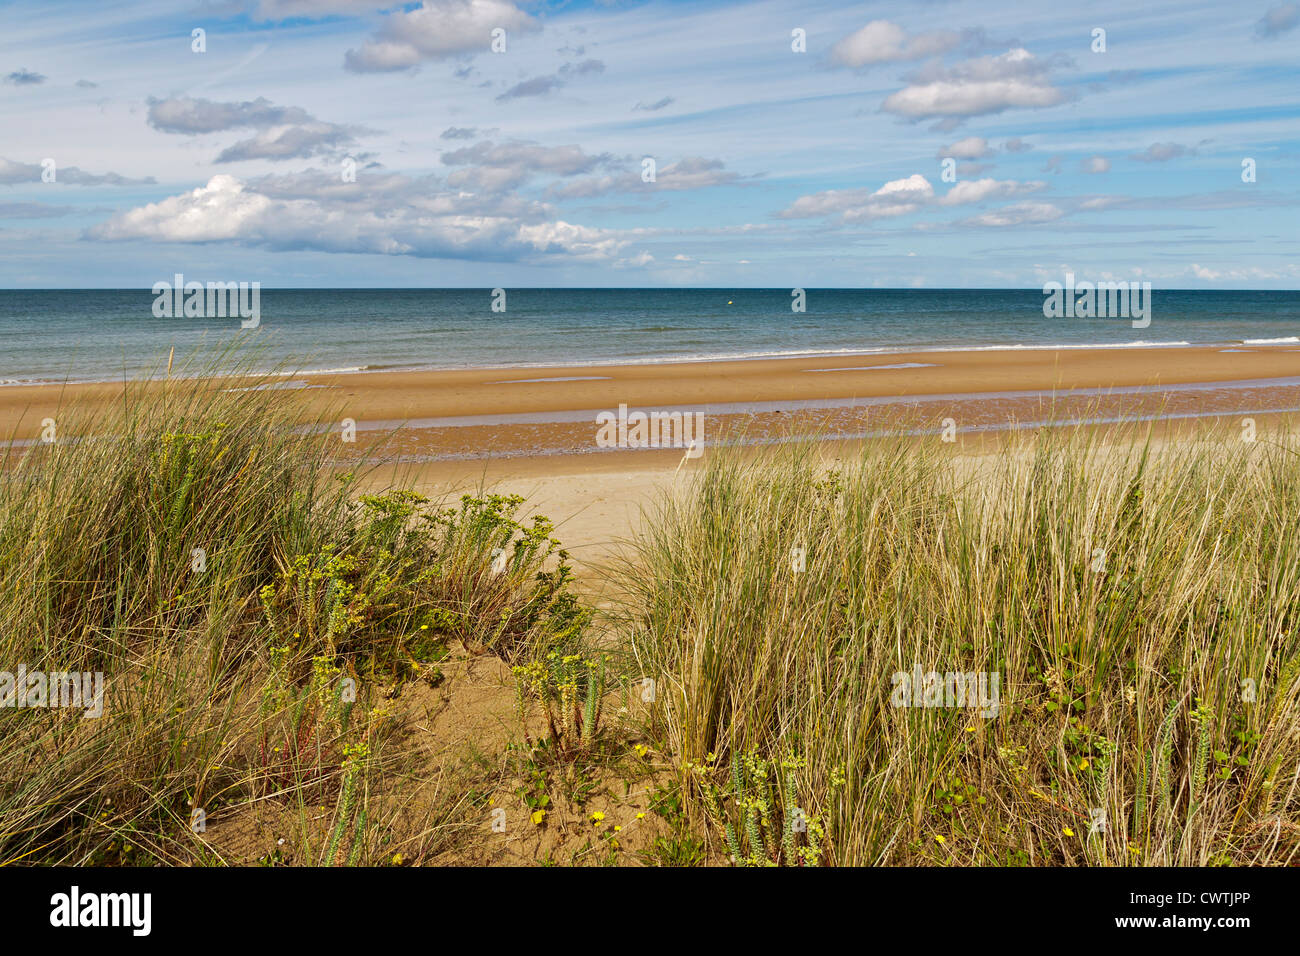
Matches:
[[146, 97, 359, 163], [939, 136, 993, 159], [344, 0, 538, 72], [778, 174, 934, 222], [882, 48, 1067, 126], [936, 178, 1045, 204], [830, 20, 962, 68], [1082, 156, 1111, 174], [779, 174, 1044, 222], [147, 97, 312, 134], [86, 173, 627, 261], [956, 200, 1063, 227]]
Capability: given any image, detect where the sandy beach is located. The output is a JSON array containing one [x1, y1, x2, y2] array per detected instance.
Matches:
[[9, 343, 1298, 586], [6, 343, 1300, 449]]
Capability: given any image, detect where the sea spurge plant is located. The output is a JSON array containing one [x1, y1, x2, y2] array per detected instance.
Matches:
[[686, 748, 833, 866], [512, 651, 607, 755]]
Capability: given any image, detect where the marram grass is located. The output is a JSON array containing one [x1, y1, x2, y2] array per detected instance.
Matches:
[[619, 423, 1300, 865], [4, 357, 1299, 866], [0, 357, 584, 865]]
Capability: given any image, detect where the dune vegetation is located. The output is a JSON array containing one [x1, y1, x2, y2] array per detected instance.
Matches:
[[2, 360, 1298, 866], [0, 361, 585, 865], [622, 424, 1300, 865]]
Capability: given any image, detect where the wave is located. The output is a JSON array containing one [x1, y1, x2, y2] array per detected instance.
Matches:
[[1243, 337, 1300, 345]]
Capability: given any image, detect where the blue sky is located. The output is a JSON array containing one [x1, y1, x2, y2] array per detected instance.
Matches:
[[1, 0, 1298, 288]]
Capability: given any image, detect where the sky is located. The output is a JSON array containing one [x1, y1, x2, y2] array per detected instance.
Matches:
[[1, 0, 1298, 288]]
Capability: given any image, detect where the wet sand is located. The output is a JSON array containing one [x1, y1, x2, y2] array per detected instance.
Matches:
[[8, 344, 1299, 588], [5, 345, 1300, 453]]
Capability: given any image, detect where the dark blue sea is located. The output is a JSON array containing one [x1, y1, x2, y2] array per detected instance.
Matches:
[[1, 288, 1297, 384]]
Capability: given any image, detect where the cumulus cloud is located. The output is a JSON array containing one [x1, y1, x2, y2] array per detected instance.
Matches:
[[216, 123, 356, 162], [86, 172, 627, 262], [441, 140, 613, 193], [1256, 3, 1299, 37], [938, 136, 993, 159], [1082, 156, 1110, 173], [882, 48, 1069, 128], [830, 21, 963, 67], [344, 0, 538, 72], [0, 156, 155, 186], [5, 69, 46, 85], [777, 173, 1045, 223], [936, 177, 1045, 204], [147, 96, 313, 134], [777, 177, 933, 223], [146, 96, 359, 162]]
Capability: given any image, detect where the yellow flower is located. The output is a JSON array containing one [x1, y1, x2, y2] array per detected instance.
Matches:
[[934, 834, 945, 844], [590, 811, 605, 823], [530, 809, 547, 826], [635, 812, 645, 820], [613, 825, 622, 832], [1063, 827, 1075, 837], [391, 853, 404, 865], [1078, 758, 1089, 770]]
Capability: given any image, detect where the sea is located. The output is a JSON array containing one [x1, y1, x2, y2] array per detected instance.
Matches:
[[1, 288, 1297, 385]]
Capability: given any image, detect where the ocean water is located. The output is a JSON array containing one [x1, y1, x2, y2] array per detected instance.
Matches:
[[1, 288, 1297, 385]]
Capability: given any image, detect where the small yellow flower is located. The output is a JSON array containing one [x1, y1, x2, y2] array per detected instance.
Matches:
[[613, 825, 621, 832], [590, 811, 605, 823], [391, 853, 404, 865], [1063, 826, 1075, 837], [635, 812, 645, 820], [1078, 758, 1089, 770], [530, 809, 547, 826], [934, 834, 945, 844]]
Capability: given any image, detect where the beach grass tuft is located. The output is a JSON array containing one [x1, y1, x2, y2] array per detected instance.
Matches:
[[620, 422, 1300, 865]]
